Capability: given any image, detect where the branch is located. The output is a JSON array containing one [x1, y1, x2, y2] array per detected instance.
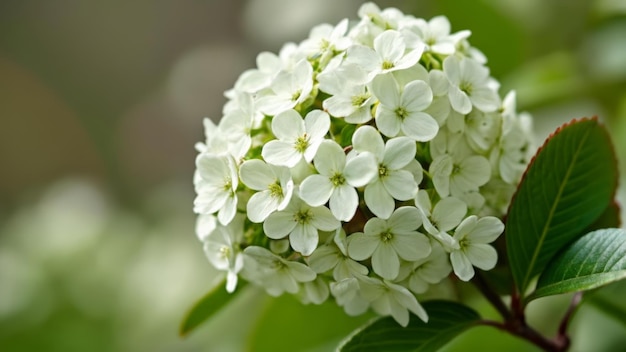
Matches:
[[471, 271, 512, 321]]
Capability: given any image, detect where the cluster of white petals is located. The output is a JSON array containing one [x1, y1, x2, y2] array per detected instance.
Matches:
[[193, 2, 534, 327]]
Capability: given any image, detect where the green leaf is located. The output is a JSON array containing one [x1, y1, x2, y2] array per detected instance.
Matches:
[[338, 301, 480, 352], [585, 200, 622, 232], [246, 293, 373, 352], [506, 118, 618, 295], [529, 228, 626, 301], [179, 280, 246, 337]]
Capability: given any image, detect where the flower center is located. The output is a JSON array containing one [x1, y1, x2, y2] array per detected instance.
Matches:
[[459, 81, 473, 95], [223, 177, 233, 191], [380, 230, 394, 243], [382, 60, 395, 70], [458, 238, 469, 251], [219, 246, 231, 259], [291, 89, 302, 102], [320, 39, 331, 51], [452, 164, 461, 175], [271, 258, 287, 271], [294, 134, 309, 153], [352, 93, 369, 107], [268, 180, 284, 198], [378, 164, 389, 178], [294, 209, 312, 225], [395, 106, 408, 120], [330, 172, 346, 187]]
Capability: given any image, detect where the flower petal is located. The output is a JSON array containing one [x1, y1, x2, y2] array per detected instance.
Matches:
[[330, 185, 358, 221], [286, 260, 317, 282], [262, 140, 302, 167], [465, 243, 497, 270], [246, 191, 279, 223], [470, 216, 504, 243], [347, 232, 379, 260], [304, 110, 331, 141], [376, 107, 402, 137], [372, 244, 400, 280], [432, 196, 467, 232], [388, 206, 421, 232], [470, 86, 500, 112], [448, 85, 472, 114], [239, 159, 275, 191], [383, 137, 416, 169], [365, 181, 395, 219], [310, 206, 341, 231], [344, 151, 377, 187], [271, 109, 304, 140], [450, 251, 474, 281], [313, 140, 346, 176], [402, 80, 433, 112], [308, 245, 340, 273], [371, 73, 400, 107], [392, 232, 431, 261], [401, 111, 439, 142], [290, 223, 319, 256], [382, 170, 418, 201], [263, 211, 297, 239], [352, 125, 384, 159], [299, 174, 334, 207]]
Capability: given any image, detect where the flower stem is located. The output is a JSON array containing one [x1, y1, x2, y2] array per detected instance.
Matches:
[[471, 272, 573, 352], [472, 271, 512, 321]]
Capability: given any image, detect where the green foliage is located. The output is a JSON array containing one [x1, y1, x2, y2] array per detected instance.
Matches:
[[529, 228, 626, 301], [337, 301, 480, 352], [247, 293, 373, 352], [179, 280, 246, 337], [505, 118, 618, 295], [586, 280, 626, 329]]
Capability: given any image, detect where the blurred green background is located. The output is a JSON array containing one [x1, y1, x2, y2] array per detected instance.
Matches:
[[1, 0, 625, 351]]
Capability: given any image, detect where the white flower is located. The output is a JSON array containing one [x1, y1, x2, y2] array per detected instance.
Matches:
[[348, 206, 431, 280], [263, 194, 340, 256], [449, 215, 504, 281], [352, 126, 419, 218], [195, 118, 225, 154], [300, 19, 351, 58], [239, 159, 294, 223], [402, 16, 470, 55], [308, 229, 369, 280], [443, 55, 500, 114], [219, 93, 259, 159], [404, 241, 452, 294], [202, 215, 245, 292], [357, 2, 404, 31], [262, 109, 330, 168], [193, 154, 238, 225], [299, 140, 377, 221], [429, 153, 491, 198], [491, 91, 534, 184], [243, 246, 316, 296], [256, 59, 314, 116], [195, 213, 217, 241], [415, 190, 466, 250], [330, 277, 370, 316], [300, 277, 330, 305], [234, 51, 282, 93], [359, 276, 428, 326], [318, 63, 374, 124], [463, 109, 501, 153], [347, 30, 424, 80], [371, 73, 439, 141]]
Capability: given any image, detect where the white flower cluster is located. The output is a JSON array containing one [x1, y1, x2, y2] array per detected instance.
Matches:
[[193, 2, 534, 327]]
